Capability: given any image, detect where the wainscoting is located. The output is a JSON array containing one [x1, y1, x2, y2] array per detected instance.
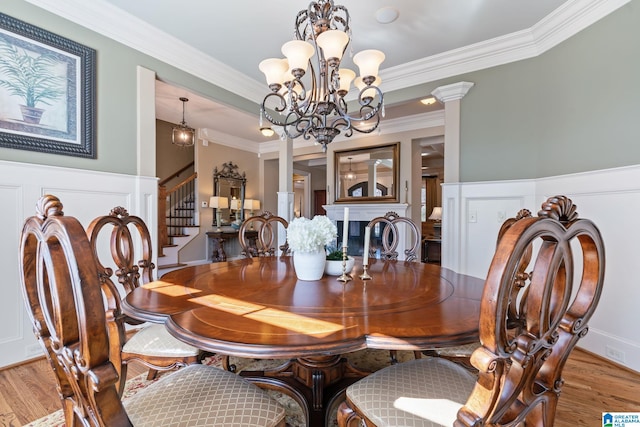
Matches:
[[0, 160, 157, 368], [441, 164, 640, 373]]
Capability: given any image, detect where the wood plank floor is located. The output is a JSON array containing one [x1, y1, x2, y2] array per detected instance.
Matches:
[[0, 348, 638, 427]]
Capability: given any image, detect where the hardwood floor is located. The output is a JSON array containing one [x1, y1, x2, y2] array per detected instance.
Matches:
[[0, 348, 638, 426]]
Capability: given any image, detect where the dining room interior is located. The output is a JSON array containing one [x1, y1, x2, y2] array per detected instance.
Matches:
[[1, 0, 640, 426]]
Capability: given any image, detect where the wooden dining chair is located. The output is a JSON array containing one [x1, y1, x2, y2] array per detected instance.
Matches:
[[366, 211, 421, 262], [239, 211, 290, 258], [86, 206, 203, 392], [19, 195, 287, 427], [365, 211, 423, 363], [337, 195, 605, 427], [422, 208, 534, 369]]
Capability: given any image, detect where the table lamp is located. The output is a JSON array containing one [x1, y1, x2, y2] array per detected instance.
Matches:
[[428, 207, 442, 222], [244, 199, 261, 217], [230, 198, 242, 223], [209, 196, 228, 230], [428, 206, 442, 239]]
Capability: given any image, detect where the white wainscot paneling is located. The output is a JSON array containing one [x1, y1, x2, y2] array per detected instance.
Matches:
[[444, 165, 640, 372], [0, 160, 157, 368]]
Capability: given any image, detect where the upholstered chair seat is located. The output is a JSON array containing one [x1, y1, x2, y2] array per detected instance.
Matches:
[[124, 364, 285, 427], [122, 324, 200, 358], [345, 358, 476, 427]]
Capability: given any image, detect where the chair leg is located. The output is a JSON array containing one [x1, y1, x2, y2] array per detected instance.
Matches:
[[221, 355, 237, 373], [413, 351, 422, 359], [389, 350, 398, 364], [146, 369, 159, 380]]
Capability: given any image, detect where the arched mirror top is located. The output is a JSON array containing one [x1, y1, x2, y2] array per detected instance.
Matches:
[[213, 161, 247, 223]]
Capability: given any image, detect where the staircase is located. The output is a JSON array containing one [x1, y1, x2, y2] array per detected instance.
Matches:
[[157, 164, 199, 274]]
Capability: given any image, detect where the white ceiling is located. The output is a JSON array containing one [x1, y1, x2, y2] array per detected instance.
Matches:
[[29, 0, 624, 147]]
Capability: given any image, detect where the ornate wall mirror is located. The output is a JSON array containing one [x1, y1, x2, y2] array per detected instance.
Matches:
[[334, 143, 399, 203], [213, 161, 246, 224]]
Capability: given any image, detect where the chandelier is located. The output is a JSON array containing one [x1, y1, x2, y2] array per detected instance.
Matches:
[[172, 97, 195, 147], [259, 0, 385, 152]]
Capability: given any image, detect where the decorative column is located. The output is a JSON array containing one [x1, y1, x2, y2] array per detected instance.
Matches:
[[277, 132, 294, 254], [431, 81, 474, 271]]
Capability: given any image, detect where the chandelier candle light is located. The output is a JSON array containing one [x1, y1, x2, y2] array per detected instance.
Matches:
[[259, 0, 385, 152]]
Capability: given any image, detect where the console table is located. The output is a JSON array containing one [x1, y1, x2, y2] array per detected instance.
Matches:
[[206, 229, 257, 262]]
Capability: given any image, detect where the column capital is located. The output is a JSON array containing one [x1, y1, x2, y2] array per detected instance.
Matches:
[[432, 81, 474, 103]]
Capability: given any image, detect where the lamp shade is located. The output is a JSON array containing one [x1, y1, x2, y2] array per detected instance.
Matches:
[[428, 207, 442, 221], [259, 58, 289, 87], [281, 40, 314, 74], [209, 196, 228, 209], [244, 199, 260, 210], [337, 68, 356, 94], [230, 199, 241, 210], [353, 49, 385, 78], [316, 29, 349, 62]]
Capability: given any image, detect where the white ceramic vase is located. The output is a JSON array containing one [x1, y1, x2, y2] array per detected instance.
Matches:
[[293, 249, 326, 281], [324, 256, 355, 276]]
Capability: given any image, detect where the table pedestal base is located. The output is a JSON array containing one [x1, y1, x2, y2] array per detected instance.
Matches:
[[240, 355, 369, 427]]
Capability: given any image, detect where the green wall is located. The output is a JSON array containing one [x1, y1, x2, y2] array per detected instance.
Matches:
[[1, 0, 254, 175], [457, 1, 640, 181]]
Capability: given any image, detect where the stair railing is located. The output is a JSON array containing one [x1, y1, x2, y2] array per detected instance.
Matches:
[[158, 162, 196, 257]]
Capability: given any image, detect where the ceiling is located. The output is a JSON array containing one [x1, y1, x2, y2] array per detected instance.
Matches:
[[87, 0, 578, 147]]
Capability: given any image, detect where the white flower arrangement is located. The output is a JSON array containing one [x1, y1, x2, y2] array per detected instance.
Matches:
[[287, 215, 337, 253]]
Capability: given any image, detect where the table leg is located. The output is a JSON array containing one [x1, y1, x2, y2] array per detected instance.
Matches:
[[240, 355, 369, 427]]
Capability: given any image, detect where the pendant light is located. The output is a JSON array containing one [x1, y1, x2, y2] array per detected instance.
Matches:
[[345, 157, 356, 180], [172, 97, 195, 147]]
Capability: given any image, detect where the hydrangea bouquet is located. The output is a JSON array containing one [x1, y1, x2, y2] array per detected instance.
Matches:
[[287, 215, 337, 253]]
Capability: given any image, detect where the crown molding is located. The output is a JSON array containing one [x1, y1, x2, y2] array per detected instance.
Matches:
[[24, 0, 265, 102], [26, 0, 630, 104], [380, 0, 631, 93]]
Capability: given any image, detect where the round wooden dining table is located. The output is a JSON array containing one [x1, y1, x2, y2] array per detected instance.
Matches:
[[123, 256, 484, 427]]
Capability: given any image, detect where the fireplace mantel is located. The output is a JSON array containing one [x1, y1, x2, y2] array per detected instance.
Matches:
[[323, 203, 409, 222]]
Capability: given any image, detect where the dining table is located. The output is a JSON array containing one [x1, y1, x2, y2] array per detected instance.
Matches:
[[122, 256, 485, 427]]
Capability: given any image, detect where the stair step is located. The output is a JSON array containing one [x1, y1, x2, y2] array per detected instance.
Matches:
[[168, 215, 194, 219], [168, 234, 189, 238], [158, 262, 187, 270]]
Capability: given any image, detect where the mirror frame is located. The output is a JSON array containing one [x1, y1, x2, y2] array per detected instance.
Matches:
[[213, 161, 247, 222], [334, 142, 400, 203]]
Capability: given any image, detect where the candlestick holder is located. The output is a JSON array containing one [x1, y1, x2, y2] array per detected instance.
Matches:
[[359, 263, 372, 280], [337, 245, 352, 282]]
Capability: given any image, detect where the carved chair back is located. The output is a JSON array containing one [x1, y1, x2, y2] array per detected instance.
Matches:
[[20, 195, 132, 425], [366, 211, 421, 262], [86, 207, 200, 389], [239, 211, 290, 257], [457, 196, 605, 426]]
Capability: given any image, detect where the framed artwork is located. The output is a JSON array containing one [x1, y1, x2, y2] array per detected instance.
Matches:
[[0, 13, 96, 158]]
